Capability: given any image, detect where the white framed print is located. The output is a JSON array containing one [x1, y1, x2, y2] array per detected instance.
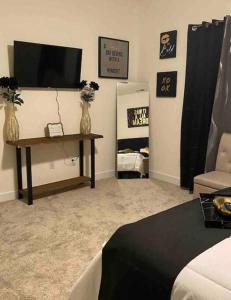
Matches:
[[47, 122, 64, 137]]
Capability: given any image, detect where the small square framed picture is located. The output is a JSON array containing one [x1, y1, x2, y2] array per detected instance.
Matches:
[[160, 30, 177, 59], [98, 36, 129, 79], [47, 123, 64, 137], [156, 71, 177, 97]]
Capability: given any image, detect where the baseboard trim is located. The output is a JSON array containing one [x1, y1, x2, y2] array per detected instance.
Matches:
[[96, 170, 115, 180], [0, 191, 17, 203], [150, 170, 180, 186], [0, 170, 115, 203]]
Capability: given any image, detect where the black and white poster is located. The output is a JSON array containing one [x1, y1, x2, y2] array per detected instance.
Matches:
[[156, 71, 177, 97], [159, 30, 177, 59], [98, 37, 129, 79], [127, 106, 149, 128]]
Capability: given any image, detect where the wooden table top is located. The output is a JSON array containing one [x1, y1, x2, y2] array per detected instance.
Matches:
[[6, 133, 103, 147]]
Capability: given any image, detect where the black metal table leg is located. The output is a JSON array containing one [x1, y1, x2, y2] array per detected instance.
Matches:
[[90, 139, 95, 188], [16, 147, 23, 199], [26, 147, 33, 205], [79, 140, 84, 176]]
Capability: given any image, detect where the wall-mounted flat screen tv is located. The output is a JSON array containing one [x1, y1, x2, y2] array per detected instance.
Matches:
[[14, 41, 82, 88]]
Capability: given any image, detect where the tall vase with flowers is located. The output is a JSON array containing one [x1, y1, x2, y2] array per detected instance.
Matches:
[[0, 77, 24, 141], [77, 80, 99, 135]]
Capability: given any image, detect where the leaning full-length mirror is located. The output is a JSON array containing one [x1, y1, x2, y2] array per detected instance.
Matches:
[[116, 82, 149, 179]]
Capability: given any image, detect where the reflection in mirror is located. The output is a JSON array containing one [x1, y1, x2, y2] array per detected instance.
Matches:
[[116, 82, 149, 179]]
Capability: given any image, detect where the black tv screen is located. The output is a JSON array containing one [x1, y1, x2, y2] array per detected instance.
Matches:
[[14, 41, 82, 88]]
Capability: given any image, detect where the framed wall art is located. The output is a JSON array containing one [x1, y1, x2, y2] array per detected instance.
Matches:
[[98, 37, 129, 79], [46, 122, 64, 137], [159, 30, 177, 59], [156, 71, 177, 97], [127, 106, 149, 128]]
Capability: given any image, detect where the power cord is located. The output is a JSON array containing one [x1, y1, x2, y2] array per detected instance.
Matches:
[[54, 88, 71, 165], [60, 142, 73, 166], [54, 89, 79, 166], [55, 88, 62, 124]]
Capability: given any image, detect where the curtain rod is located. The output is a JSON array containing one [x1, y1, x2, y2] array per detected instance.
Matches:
[[191, 16, 229, 31]]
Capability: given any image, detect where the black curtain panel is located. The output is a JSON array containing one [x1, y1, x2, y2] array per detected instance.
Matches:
[[180, 20, 225, 191]]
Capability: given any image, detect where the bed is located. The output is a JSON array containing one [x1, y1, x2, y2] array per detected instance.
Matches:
[[69, 188, 231, 300], [117, 137, 149, 178], [117, 152, 146, 177]]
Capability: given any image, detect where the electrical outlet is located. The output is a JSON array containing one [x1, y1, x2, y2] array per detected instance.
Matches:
[[71, 160, 76, 166], [71, 156, 79, 162]]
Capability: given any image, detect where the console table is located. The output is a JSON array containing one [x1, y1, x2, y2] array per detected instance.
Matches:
[[7, 133, 103, 205]]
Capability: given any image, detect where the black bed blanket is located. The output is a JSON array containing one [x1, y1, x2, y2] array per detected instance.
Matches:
[[99, 189, 231, 300]]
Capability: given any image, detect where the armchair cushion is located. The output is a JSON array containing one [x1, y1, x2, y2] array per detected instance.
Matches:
[[194, 171, 231, 190], [216, 133, 231, 173]]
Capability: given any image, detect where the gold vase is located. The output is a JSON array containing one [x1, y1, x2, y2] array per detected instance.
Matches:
[[5, 102, 19, 142], [80, 101, 91, 134]]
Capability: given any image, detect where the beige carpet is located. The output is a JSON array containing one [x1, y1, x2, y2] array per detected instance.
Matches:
[[0, 178, 193, 300]]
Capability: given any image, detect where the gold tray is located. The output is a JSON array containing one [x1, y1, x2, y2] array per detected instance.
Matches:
[[213, 197, 231, 216]]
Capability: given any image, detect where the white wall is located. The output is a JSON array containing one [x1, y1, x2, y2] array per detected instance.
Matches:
[[138, 0, 231, 184], [0, 0, 143, 201]]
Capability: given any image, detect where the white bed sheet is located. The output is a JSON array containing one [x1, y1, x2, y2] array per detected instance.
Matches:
[[69, 238, 231, 300], [171, 237, 231, 300], [117, 152, 144, 175], [69, 250, 102, 300]]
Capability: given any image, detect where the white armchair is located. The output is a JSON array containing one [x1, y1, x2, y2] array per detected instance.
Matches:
[[194, 133, 231, 196]]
